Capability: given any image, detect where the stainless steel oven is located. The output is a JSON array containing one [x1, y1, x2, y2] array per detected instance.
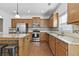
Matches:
[[32, 30, 40, 42]]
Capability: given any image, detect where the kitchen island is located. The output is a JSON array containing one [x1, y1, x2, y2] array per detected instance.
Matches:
[[0, 34, 30, 56]]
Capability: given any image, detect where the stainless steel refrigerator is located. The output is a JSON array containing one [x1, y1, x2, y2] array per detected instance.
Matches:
[[16, 23, 28, 34]]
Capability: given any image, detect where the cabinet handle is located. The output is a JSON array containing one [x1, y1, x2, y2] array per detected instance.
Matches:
[[27, 38, 28, 40]]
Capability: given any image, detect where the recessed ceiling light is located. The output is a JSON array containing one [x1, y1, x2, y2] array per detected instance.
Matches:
[[0, 16, 3, 18], [27, 10, 30, 13], [13, 10, 16, 13], [41, 10, 44, 13]]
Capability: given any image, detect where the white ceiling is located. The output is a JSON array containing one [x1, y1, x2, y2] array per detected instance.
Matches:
[[0, 3, 67, 18]]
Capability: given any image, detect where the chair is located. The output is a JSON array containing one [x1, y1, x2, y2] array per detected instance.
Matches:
[[3, 44, 17, 56], [0, 44, 7, 56]]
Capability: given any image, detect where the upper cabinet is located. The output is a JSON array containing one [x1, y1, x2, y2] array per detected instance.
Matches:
[[32, 17, 49, 27], [53, 13, 59, 27], [32, 17, 40, 24], [40, 19, 49, 27], [11, 19, 32, 28], [48, 16, 53, 27], [48, 13, 59, 28], [67, 3, 79, 24]]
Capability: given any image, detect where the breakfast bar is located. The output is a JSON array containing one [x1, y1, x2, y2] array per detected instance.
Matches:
[[0, 34, 29, 56]]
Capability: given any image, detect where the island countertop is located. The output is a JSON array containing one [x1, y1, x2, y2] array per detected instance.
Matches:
[[0, 33, 30, 56], [0, 34, 29, 38]]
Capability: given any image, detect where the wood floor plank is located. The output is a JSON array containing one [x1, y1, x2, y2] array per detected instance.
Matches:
[[29, 42, 53, 56]]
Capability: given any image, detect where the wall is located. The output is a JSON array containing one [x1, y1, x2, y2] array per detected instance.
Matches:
[[72, 24, 79, 33], [0, 19, 3, 32], [0, 10, 12, 34]]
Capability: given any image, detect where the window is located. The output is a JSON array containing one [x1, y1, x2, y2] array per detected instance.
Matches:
[[59, 13, 73, 32]]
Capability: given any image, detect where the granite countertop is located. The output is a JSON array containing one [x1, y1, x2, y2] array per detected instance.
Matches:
[[0, 34, 29, 38], [47, 32, 79, 45]]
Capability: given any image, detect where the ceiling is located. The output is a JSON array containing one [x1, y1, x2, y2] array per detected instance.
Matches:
[[0, 3, 67, 18]]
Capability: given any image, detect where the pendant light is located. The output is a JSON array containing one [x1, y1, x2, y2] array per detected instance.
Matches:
[[48, 3, 51, 6], [15, 3, 20, 18]]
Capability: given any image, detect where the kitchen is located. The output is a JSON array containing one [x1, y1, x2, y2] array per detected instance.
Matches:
[[0, 3, 79, 56]]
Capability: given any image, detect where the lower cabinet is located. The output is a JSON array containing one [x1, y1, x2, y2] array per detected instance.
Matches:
[[56, 44, 68, 56], [49, 34, 68, 56], [56, 39, 68, 56], [23, 35, 30, 56], [29, 32, 32, 42], [49, 35, 56, 55], [40, 32, 49, 43]]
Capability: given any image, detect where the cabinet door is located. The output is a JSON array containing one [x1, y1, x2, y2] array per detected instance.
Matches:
[[23, 36, 30, 56], [49, 35, 56, 55], [51, 36, 56, 55], [11, 20, 17, 28], [49, 35, 52, 48], [40, 19, 49, 27], [56, 39, 68, 56], [40, 32, 48, 42], [56, 43, 67, 56], [48, 13, 59, 27], [48, 17, 53, 27], [11, 19, 32, 28], [29, 32, 32, 42], [32, 17, 40, 24], [68, 3, 79, 24]]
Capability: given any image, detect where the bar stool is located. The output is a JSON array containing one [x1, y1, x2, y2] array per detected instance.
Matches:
[[3, 44, 17, 56], [0, 44, 7, 56]]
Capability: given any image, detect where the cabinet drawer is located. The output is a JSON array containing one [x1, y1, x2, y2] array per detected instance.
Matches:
[[56, 39, 68, 50]]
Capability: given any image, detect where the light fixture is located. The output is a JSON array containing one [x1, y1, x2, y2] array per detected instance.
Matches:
[[27, 10, 30, 13], [15, 3, 20, 18], [48, 3, 51, 6], [41, 10, 44, 13], [0, 16, 3, 18]]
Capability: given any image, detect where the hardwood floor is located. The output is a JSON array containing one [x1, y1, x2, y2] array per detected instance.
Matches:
[[28, 42, 53, 56]]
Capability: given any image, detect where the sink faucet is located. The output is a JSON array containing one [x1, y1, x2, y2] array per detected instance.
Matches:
[[60, 32, 64, 36], [73, 30, 79, 33], [58, 31, 64, 36]]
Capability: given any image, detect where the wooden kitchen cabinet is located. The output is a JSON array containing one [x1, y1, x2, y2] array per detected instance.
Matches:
[[48, 13, 59, 27], [23, 35, 30, 55], [49, 35, 56, 55], [56, 39, 68, 56], [32, 17, 40, 24], [48, 16, 53, 27], [48, 34, 68, 56], [40, 19, 49, 27], [29, 32, 32, 42], [11, 19, 32, 28], [56, 43, 68, 56], [67, 3, 79, 24], [40, 32, 49, 43]]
